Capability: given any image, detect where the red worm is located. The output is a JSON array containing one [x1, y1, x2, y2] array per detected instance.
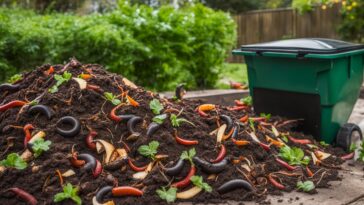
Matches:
[[268, 175, 285, 190], [112, 186, 143, 197], [259, 142, 271, 151], [239, 115, 249, 123], [275, 158, 297, 171], [93, 160, 103, 178], [288, 136, 312, 145], [23, 124, 34, 147], [234, 100, 245, 106], [210, 144, 226, 163], [86, 84, 103, 92], [70, 152, 85, 168], [7, 187, 38, 205], [174, 133, 198, 146], [227, 106, 247, 111], [0, 100, 27, 112], [109, 104, 124, 122], [85, 130, 97, 150], [341, 152, 355, 160], [249, 117, 266, 122], [171, 166, 196, 188], [306, 166, 313, 177], [128, 158, 148, 172]]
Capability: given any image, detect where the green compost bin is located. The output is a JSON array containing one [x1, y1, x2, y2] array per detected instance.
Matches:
[[233, 38, 364, 144]]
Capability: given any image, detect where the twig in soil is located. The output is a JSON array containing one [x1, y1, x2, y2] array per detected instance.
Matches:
[[42, 175, 51, 193], [311, 168, 324, 178], [236, 167, 255, 187], [100, 100, 107, 118], [316, 171, 327, 186], [157, 162, 171, 184], [344, 193, 364, 205], [106, 128, 114, 139]]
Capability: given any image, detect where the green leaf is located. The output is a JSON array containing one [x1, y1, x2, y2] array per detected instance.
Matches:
[[153, 114, 167, 124], [112, 99, 121, 106], [297, 181, 315, 192], [54, 183, 81, 205], [49, 72, 72, 93], [350, 143, 357, 152], [7, 74, 22, 84], [156, 187, 177, 203], [62, 71, 72, 80], [0, 153, 27, 170], [104, 92, 114, 101], [319, 141, 329, 147], [170, 114, 195, 127], [260, 113, 271, 120], [281, 135, 289, 143], [248, 119, 255, 132], [180, 148, 196, 164], [103, 92, 121, 105], [32, 138, 52, 158], [149, 99, 163, 115], [137, 141, 159, 159], [241, 96, 252, 106], [190, 176, 212, 192], [279, 146, 310, 166]]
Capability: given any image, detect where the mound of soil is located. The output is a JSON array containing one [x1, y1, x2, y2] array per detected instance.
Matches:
[[0, 59, 347, 205]]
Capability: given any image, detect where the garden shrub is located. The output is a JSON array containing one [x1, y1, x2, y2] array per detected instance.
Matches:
[[0, 2, 236, 90]]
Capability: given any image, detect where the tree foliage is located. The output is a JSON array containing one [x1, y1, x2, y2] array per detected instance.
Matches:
[[0, 2, 236, 90]]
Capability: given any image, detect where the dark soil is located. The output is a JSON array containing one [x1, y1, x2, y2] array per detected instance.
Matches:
[[0, 59, 346, 205]]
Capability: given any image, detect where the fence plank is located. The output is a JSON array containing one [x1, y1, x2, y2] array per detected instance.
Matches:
[[228, 5, 342, 63]]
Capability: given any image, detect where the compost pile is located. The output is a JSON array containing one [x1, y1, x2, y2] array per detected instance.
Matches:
[[0, 59, 349, 205]]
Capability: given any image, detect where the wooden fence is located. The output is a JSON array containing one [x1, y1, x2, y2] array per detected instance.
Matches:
[[228, 4, 342, 63]]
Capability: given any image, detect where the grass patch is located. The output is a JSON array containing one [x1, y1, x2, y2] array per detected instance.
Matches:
[[215, 63, 248, 89]]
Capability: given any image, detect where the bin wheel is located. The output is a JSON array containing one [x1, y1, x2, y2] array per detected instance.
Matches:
[[336, 123, 363, 152]]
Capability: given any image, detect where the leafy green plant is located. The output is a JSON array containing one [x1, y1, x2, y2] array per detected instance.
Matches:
[[297, 180, 315, 192], [138, 141, 160, 160], [319, 141, 329, 147], [358, 142, 364, 162], [260, 113, 271, 120], [149, 99, 163, 115], [248, 119, 255, 132], [156, 187, 177, 203], [279, 146, 310, 165], [350, 143, 357, 152], [32, 138, 52, 158], [241, 96, 252, 106], [181, 148, 196, 164], [190, 176, 212, 192], [152, 114, 167, 124], [170, 114, 195, 127], [0, 153, 27, 170], [104, 92, 121, 105], [7, 74, 22, 84], [0, 4, 236, 90], [54, 183, 82, 205], [49, 71, 72, 93]]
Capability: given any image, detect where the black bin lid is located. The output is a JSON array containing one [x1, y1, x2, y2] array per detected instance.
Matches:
[[240, 38, 364, 55]]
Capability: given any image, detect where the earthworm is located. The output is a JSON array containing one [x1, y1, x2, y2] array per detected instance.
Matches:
[[164, 158, 185, 176], [171, 165, 196, 188], [127, 116, 142, 140], [220, 115, 233, 132], [77, 153, 97, 172], [96, 186, 113, 203], [28, 105, 53, 120], [210, 144, 226, 163], [112, 186, 143, 197], [56, 116, 81, 137], [146, 122, 160, 137], [193, 157, 228, 174], [217, 179, 253, 194], [6, 187, 37, 205], [0, 83, 20, 92]]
